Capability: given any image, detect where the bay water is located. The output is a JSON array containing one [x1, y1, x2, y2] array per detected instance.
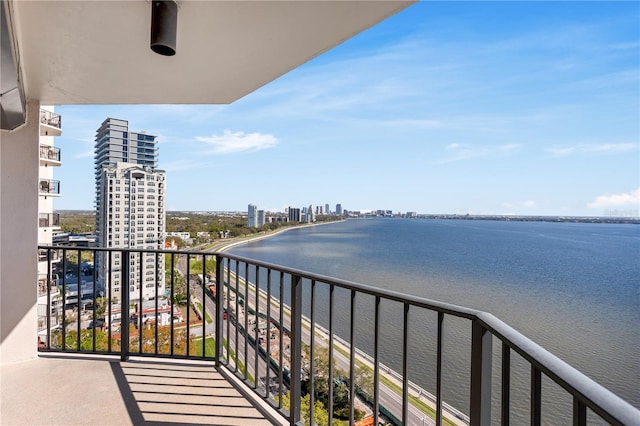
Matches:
[[227, 218, 639, 422]]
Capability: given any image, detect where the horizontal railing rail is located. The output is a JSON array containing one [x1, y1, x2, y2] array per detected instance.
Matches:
[[37, 246, 639, 426]]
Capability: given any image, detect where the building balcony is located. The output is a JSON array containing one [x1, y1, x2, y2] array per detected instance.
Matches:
[[38, 213, 60, 228], [31, 246, 638, 426], [1, 356, 285, 426], [39, 145, 62, 166], [39, 109, 62, 136], [39, 179, 61, 197]]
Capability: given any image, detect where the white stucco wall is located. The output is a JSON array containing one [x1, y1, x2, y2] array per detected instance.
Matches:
[[0, 100, 40, 364]]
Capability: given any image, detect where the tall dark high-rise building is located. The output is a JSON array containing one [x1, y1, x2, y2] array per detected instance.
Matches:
[[94, 118, 165, 301]]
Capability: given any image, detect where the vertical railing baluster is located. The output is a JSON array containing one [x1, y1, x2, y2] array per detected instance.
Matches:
[[92, 250, 97, 352], [61, 248, 67, 350], [573, 396, 587, 426], [531, 365, 542, 426], [309, 280, 316, 425], [121, 249, 130, 361], [254, 266, 260, 390], [170, 253, 175, 356], [108, 250, 112, 353], [436, 311, 444, 426], [155, 252, 159, 356], [266, 268, 272, 399], [202, 254, 207, 359], [328, 284, 334, 426], [278, 271, 284, 409], [225, 258, 231, 365], [138, 251, 143, 354], [235, 260, 239, 374], [289, 274, 302, 426], [502, 343, 511, 426], [46, 248, 52, 348], [402, 303, 409, 426], [349, 289, 356, 425], [373, 295, 380, 426], [470, 320, 492, 426], [186, 254, 191, 356], [76, 249, 81, 351], [244, 262, 249, 380], [215, 254, 224, 367]]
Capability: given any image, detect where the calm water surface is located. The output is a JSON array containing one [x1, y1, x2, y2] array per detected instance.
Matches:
[[227, 218, 640, 420]]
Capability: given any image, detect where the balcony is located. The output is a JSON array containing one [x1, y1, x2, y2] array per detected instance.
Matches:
[[39, 109, 62, 136], [39, 179, 61, 196], [38, 213, 60, 228], [39, 144, 62, 166], [30, 246, 638, 426]]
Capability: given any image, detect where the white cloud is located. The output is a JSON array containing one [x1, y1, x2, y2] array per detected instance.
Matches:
[[587, 188, 640, 208], [196, 130, 278, 155], [161, 160, 201, 172], [584, 143, 637, 153], [545, 147, 576, 156], [546, 143, 637, 156], [438, 143, 520, 164]]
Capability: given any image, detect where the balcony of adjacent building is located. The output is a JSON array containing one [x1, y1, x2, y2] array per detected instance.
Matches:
[[39, 108, 62, 136], [39, 144, 62, 166], [12, 245, 636, 426], [39, 178, 61, 197], [38, 212, 60, 229]]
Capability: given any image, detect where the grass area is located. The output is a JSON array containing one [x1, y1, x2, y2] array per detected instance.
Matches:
[[193, 336, 216, 357], [196, 302, 213, 323]]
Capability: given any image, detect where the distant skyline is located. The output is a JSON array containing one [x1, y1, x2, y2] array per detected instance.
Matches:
[[53, 1, 639, 216]]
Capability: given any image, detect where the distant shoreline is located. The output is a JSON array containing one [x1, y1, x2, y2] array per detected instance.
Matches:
[[56, 209, 639, 225], [210, 220, 346, 253]]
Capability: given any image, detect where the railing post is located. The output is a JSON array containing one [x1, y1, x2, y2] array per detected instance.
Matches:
[[289, 274, 302, 425], [215, 254, 224, 368], [121, 250, 130, 361], [470, 319, 492, 426]]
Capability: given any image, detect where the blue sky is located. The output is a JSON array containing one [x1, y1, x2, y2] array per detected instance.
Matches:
[[54, 1, 639, 216]]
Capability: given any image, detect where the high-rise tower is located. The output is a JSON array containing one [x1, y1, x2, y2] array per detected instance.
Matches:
[[95, 118, 165, 301]]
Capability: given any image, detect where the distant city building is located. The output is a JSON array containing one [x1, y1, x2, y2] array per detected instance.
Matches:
[[325, 204, 330, 215], [307, 204, 315, 223], [257, 210, 266, 227], [288, 207, 301, 222], [406, 212, 417, 218], [94, 118, 165, 301], [248, 204, 258, 227], [336, 203, 343, 216]]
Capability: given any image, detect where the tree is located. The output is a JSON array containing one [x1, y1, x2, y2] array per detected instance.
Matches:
[[355, 363, 374, 397], [279, 392, 329, 426]]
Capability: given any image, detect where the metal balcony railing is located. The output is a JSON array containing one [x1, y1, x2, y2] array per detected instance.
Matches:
[[37, 246, 639, 426], [39, 179, 60, 195], [40, 109, 62, 129], [39, 213, 60, 228], [39, 145, 61, 162]]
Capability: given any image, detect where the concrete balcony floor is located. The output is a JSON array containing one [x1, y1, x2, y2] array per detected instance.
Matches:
[[1, 354, 286, 425]]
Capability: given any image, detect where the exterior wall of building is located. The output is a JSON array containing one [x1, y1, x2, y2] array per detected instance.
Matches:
[[257, 210, 265, 227], [95, 119, 165, 302], [1, 100, 41, 363], [97, 164, 166, 301], [247, 204, 257, 227]]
